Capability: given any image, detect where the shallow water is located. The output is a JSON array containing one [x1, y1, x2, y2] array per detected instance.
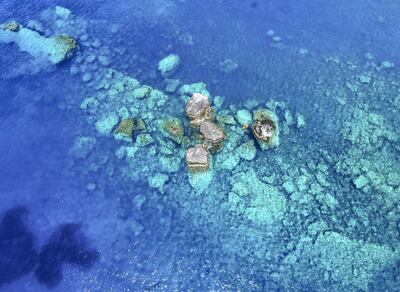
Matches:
[[1, 1, 400, 291]]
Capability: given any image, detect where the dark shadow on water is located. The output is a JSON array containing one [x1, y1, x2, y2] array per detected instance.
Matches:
[[35, 223, 100, 288], [0, 207, 37, 287], [0, 207, 99, 289]]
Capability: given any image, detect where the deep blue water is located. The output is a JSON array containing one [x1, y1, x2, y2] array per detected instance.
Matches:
[[1, 1, 400, 291]]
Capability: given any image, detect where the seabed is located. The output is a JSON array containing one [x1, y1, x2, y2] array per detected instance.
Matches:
[[0, 3, 399, 291]]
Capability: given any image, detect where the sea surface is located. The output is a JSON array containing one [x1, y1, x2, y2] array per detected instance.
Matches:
[[0, 1, 400, 291]]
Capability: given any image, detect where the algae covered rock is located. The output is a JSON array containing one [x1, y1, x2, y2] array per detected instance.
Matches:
[[159, 117, 185, 144], [114, 118, 135, 139], [135, 134, 154, 147], [158, 54, 180, 77], [51, 33, 77, 63], [252, 109, 279, 150]]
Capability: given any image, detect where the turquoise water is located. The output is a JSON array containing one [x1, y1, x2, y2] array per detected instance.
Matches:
[[0, 1, 400, 291]]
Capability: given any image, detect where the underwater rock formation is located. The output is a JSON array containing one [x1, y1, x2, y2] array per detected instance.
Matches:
[[159, 117, 185, 144], [1, 21, 20, 32], [0, 23, 77, 64], [114, 118, 135, 139], [158, 54, 180, 77]]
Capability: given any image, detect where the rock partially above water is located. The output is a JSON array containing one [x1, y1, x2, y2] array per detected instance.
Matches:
[[186, 93, 212, 126], [252, 119, 275, 142], [186, 144, 209, 171], [252, 109, 280, 150], [199, 120, 225, 144]]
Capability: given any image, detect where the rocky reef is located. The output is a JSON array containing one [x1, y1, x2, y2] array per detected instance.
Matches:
[[6, 5, 399, 291], [0, 22, 77, 64]]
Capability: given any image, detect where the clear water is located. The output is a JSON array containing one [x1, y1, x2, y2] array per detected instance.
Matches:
[[1, 1, 400, 291]]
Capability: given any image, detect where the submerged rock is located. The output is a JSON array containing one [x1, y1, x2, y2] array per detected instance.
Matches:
[[186, 144, 209, 171], [0, 24, 77, 64], [1, 21, 20, 32], [159, 117, 185, 144], [114, 118, 135, 139], [158, 54, 180, 77]]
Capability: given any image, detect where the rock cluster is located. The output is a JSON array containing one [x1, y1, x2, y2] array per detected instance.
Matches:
[[185, 93, 226, 171]]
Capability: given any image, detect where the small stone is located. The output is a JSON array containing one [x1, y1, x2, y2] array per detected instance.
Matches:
[[282, 181, 296, 194], [164, 79, 180, 93], [186, 144, 209, 171], [136, 133, 154, 147], [235, 109, 252, 126], [296, 114, 306, 128], [272, 36, 282, 42], [92, 39, 101, 48], [353, 175, 369, 189], [129, 220, 144, 236], [219, 59, 239, 73], [55, 6, 71, 19], [82, 72, 93, 82], [86, 54, 96, 63], [358, 74, 371, 84], [213, 96, 225, 108], [98, 55, 110, 66], [216, 114, 236, 125], [132, 86, 151, 99], [86, 183, 97, 191], [135, 118, 146, 131], [381, 61, 394, 69], [148, 174, 169, 193]]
